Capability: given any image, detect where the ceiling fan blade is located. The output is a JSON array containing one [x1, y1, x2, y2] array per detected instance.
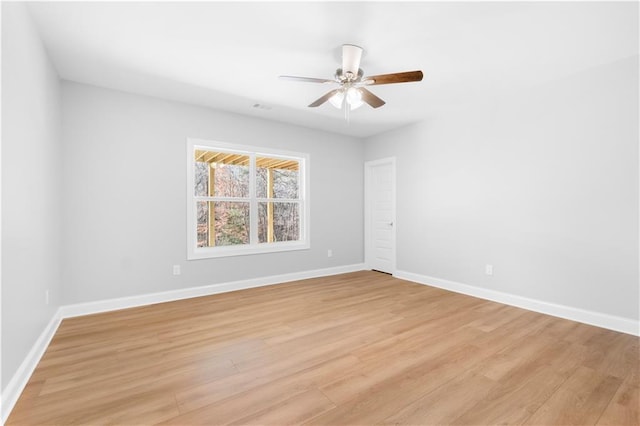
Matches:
[[364, 70, 423, 85], [342, 44, 363, 77], [308, 89, 341, 107], [359, 88, 386, 109], [279, 75, 336, 84]]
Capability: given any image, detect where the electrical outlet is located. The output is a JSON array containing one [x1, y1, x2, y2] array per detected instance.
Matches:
[[327, 249, 333, 258], [45, 290, 50, 305], [173, 265, 181, 276], [485, 264, 493, 276]]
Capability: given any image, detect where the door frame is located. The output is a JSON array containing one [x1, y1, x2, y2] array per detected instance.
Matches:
[[364, 157, 397, 274]]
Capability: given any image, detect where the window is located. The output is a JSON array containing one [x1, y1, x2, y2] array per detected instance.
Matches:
[[187, 139, 309, 259]]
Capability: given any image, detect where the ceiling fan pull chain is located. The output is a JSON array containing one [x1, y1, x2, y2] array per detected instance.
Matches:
[[343, 93, 349, 123]]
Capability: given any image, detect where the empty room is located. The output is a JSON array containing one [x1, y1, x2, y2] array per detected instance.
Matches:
[[1, 1, 638, 425]]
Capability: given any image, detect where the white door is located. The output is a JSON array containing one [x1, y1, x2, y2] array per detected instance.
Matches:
[[365, 158, 396, 274]]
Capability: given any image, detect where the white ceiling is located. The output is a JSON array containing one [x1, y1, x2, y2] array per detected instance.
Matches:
[[27, 1, 638, 138]]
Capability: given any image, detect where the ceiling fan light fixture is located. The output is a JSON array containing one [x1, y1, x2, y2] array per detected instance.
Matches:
[[347, 87, 364, 110], [328, 88, 364, 110], [329, 90, 345, 109]]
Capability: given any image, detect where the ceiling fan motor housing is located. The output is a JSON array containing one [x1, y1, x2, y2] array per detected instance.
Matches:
[[336, 68, 364, 82]]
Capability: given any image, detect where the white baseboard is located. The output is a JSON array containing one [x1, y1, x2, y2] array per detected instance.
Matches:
[[2, 263, 365, 423], [394, 270, 639, 336], [1, 310, 63, 423], [60, 263, 366, 318]]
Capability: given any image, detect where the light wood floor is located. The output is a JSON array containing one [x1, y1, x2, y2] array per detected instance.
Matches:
[[8, 271, 639, 425]]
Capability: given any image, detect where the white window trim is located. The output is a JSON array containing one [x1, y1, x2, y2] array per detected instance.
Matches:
[[186, 138, 310, 260]]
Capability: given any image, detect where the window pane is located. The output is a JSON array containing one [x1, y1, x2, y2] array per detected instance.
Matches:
[[197, 201, 250, 247], [194, 162, 209, 197], [256, 157, 299, 199], [196, 201, 209, 247], [194, 150, 249, 198], [258, 202, 300, 243]]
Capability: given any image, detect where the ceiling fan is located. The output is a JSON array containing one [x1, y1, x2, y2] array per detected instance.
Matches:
[[280, 44, 423, 118]]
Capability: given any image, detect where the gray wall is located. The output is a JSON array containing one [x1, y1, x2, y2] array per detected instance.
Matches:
[[365, 56, 639, 321], [1, 3, 63, 390], [61, 82, 364, 304]]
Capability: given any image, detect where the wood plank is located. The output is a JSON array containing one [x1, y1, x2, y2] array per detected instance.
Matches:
[[381, 369, 496, 425], [525, 366, 623, 425], [310, 342, 495, 424], [452, 360, 567, 425], [230, 388, 335, 425], [597, 376, 640, 425], [163, 356, 354, 424]]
